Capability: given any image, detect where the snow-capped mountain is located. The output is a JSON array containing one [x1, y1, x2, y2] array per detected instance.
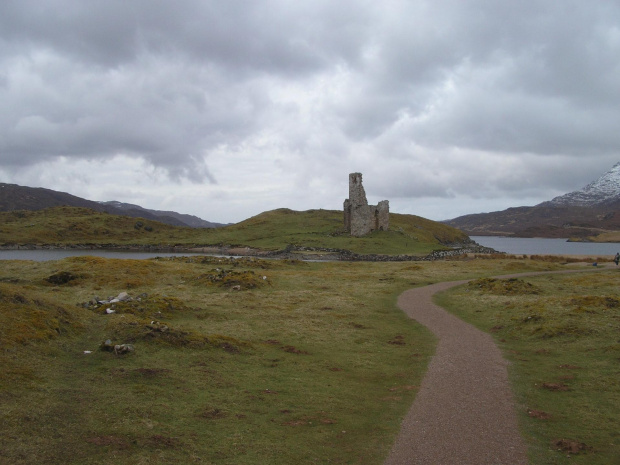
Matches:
[[444, 162, 620, 238], [542, 162, 620, 207]]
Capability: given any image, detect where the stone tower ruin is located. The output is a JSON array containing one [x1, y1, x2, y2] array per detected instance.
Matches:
[[343, 173, 389, 236]]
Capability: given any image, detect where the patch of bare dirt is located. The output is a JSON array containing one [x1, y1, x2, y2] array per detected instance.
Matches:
[[388, 335, 407, 345], [282, 412, 337, 426], [200, 407, 227, 419], [148, 435, 180, 448], [542, 382, 570, 391], [86, 435, 130, 448], [283, 419, 309, 426], [134, 367, 171, 377], [527, 409, 553, 420], [389, 385, 418, 392], [552, 439, 592, 455], [282, 345, 309, 354]]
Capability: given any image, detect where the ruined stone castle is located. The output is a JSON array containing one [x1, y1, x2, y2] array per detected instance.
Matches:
[[343, 173, 389, 236]]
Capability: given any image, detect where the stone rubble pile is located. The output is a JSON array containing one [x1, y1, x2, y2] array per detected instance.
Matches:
[[80, 291, 148, 311]]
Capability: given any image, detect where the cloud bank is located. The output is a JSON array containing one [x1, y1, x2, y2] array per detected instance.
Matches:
[[1, 0, 619, 222]]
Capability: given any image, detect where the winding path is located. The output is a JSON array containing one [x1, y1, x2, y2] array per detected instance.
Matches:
[[384, 269, 601, 465]]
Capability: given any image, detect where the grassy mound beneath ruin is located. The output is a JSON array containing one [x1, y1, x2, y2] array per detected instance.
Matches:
[[0, 206, 469, 255]]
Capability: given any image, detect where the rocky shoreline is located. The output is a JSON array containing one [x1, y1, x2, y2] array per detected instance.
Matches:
[[0, 242, 500, 261]]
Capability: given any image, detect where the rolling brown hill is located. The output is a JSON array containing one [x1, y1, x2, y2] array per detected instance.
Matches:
[[444, 201, 620, 238], [0, 183, 224, 228]]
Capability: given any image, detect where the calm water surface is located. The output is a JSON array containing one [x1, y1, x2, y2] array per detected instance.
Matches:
[[471, 236, 620, 256], [1, 237, 619, 261]]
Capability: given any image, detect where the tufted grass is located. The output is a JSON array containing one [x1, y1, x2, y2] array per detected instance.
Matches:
[[0, 255, 581, 464], [437, 269, 620, 465]]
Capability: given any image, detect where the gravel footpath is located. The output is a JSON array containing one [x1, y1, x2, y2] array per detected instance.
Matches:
[[384, 279, 528, 465], [384, 268, 606, 464]]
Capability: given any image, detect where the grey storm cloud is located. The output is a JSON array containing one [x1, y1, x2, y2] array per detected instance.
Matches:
[[1, 0, 619, 199]]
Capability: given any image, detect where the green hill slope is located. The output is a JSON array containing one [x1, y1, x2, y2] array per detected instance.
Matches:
[[0, 207, 470, 255]]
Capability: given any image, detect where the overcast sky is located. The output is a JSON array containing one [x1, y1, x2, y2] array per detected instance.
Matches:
[[1, 1, 619, 224]]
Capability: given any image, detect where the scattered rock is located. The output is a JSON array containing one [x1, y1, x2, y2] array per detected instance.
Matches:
[[114, 344, 134, 355], [100, 339, 114, 351], [113, 291, 130, 302], [146, 322, 169, 332], [80, 291, 152, 310], [100, 339, 134, 355]]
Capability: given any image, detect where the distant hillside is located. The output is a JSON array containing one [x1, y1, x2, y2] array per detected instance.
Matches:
[[445, 163, 620, 240], [0, 183, 225, 228], [99, 201, 228, 228]]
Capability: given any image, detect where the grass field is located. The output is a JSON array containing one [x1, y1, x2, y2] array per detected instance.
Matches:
[[1, 254, 617, 464], [437, 268, 620, 464], [0, 207, 469, 255]]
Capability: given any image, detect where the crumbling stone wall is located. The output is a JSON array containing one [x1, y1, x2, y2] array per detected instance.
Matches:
[[343, 173, 389, 236]]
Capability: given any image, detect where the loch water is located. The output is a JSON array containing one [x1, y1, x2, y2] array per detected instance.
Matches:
[[471, 236, 620, 256], [1, 237, 619, 261]]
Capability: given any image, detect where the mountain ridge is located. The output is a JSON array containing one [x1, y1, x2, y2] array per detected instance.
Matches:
[[541, 162, 620, 207], [98, 201, 227, 228], [0, 183, 226, 228], [444, 162, 620, 239]]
